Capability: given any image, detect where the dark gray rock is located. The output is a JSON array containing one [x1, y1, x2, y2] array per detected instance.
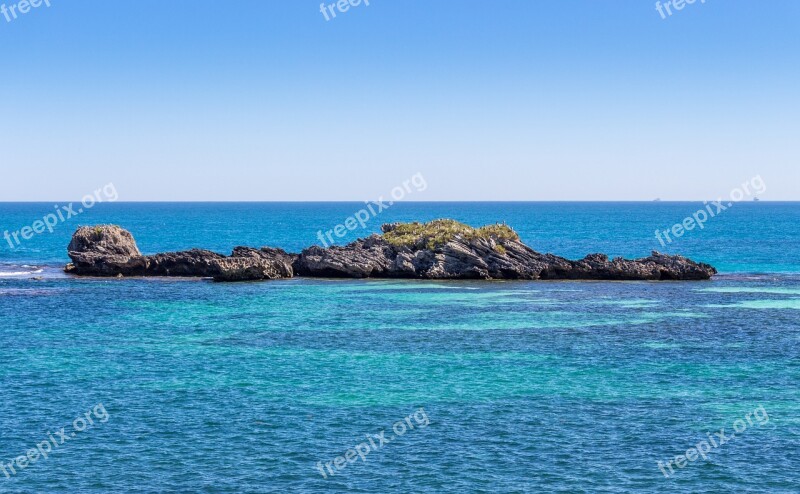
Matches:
[[211, 247, 295, 282], [65, 225, 149, 276], [65, 225, 296, 281], [295, 234, 717, 281], [65, 223, 717, 282], [295, 236, 393, 278]]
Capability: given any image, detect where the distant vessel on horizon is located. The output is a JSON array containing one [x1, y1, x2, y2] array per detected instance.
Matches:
[[653, 198, 662, 202], [754, 197, 761, 202]]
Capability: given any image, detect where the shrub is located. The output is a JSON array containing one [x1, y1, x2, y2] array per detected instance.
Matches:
[[383, 219, 518, 250]]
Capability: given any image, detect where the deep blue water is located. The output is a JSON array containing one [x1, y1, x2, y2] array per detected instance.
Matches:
[[1, 203, 798, 493]]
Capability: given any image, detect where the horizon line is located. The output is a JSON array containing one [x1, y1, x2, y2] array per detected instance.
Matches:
[[0, 200, 792, 204]]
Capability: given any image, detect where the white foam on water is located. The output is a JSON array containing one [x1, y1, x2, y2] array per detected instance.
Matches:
[[0, 268, 44, 277]]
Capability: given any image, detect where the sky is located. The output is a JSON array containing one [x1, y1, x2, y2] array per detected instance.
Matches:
[[1, 0, 798, 201]]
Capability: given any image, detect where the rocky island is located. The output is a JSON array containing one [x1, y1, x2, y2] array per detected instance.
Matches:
[[65, 220, 717, 282]]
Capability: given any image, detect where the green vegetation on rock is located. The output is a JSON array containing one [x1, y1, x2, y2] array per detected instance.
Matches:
[[383, 219, 519, 250]]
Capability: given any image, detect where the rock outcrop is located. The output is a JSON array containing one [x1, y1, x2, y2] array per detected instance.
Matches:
[[65, 221, 717, 282], [295, 222, 716, 281], [65, 226, 150, 276], [65, 226, 296, 281]]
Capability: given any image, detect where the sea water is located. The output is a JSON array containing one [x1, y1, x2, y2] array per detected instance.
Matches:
[[1, 203, 798, 492]]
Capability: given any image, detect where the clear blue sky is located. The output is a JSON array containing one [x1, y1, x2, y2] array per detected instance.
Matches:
[[1, 0, 798, 201]]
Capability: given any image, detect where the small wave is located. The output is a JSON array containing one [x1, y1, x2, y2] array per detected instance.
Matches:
[[0, 263, 45, 277], [0, 268, 44, 277]]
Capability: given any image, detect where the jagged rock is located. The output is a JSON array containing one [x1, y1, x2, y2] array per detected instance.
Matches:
[[294, 234, 716, 281], [65, 225, 149, 276], [211, 247, 295, 282], [294, 220, 716, 280], [65, 221, 717, 282], [295, 238, 393, 278], [65, 225, 296, 281]]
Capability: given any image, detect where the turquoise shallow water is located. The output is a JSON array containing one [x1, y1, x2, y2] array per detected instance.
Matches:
[[1, 203, 799, 492]]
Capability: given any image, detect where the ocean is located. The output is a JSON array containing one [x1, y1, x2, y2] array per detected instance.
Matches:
[[1, 202, 798, 492]]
